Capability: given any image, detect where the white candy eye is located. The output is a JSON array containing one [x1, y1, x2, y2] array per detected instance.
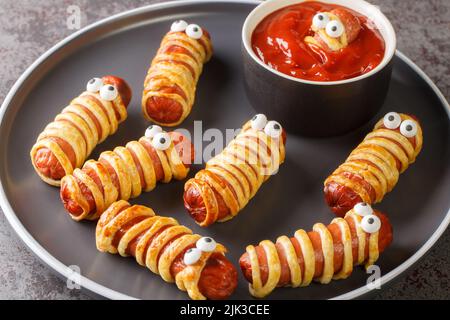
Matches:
[[145, 125, 163, 138], [196, 237, 217, 252], [264, 121, 282, 139], [171, 20, 188, 32], [326, 20, 344, 38], [152, 132, 172, 150], [354, 202, 373, 216], [183, 247, 202, 265], [251, 114, 267, 131], [86, 78, 103, 93], [383, 112, 401, 129], [361, 214, 381, 234], [186, 24, 203, 39], [400, 120, 418, 138], [313, 13, 329, 29], [99, 85, 118, 101]]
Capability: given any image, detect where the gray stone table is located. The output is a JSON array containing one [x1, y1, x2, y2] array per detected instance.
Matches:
[[0, 0, 449, 299]]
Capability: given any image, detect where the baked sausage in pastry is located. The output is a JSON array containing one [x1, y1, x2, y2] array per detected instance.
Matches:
[[240, 203, 392, 298], [60, 125, 193, 221], [304, 8, 361, 51], [142, 20, 213, 126], [184, 114, 286, 227], [30, 76, 131, 186], [324, 112, 423, 216], [96, 200, 237, 300]]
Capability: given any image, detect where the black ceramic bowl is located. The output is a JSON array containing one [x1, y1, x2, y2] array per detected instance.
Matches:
[[242, 0, 397, 137]]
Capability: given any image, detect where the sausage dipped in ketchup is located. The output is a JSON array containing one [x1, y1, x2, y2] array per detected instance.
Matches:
[[251, 1, 385, 82]]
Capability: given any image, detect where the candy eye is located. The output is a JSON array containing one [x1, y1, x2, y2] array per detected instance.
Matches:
[[361, 214, 381, 234], [400, 120, 418, 138], [145, 125, 163, 139], [152, 132, 172, 150], [99, 85, 118, 101], [326, 20, 344, 38], [264, 120, 282, 139], [186, 24, 203, 39], [312, 13, 329, 29], [171, 20, 188, 32], [383, 112, 401, 129], [86, 78, 103, 93], [354, 202, 373, 216], [196, 237, 217, 252], [183, 248, 202, 265], [251, 114, 267, 131]]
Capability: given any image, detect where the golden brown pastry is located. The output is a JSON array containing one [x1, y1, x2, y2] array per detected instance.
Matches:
[[60, 125, 193, 221], [324, 112, 423, 216], [142, 20, 213, 126], [30, 75, 131, 186], [240, 203, 393, 298], [184, 114, 287, 227], [96, 200, 238, 300]]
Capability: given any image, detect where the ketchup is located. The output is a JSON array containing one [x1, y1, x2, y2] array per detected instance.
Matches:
[[251, 1, 385, 82]]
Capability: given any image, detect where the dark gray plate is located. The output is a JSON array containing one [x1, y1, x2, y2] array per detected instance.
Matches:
[[0, 0, 449, 300]]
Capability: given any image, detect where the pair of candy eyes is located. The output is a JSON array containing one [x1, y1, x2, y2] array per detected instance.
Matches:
[[183, 237, 217, 265], [251, 114, 283, 139], [383, 112, 418, 138], [171, 20, 203, 40], [145, 125, 172, 151], [353, 202, 381, 234], [312, 13, 345, 38], [86, 78, 118, 101]]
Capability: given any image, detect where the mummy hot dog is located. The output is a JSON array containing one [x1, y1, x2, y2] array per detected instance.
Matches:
[[142, 20, 213, 127], [96, 200, 237, 300], [324, 112, 423, 216], [305, 8, 361, 51], [60, 125, 194, 221], [184, 114, 286, 227], [240, 203, 393, 298], [30, 76, 131, 186]]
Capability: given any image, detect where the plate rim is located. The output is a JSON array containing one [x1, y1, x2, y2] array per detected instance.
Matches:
[[0, 0, 449, 300]]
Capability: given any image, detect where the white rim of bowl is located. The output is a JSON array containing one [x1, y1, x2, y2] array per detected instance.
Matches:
[[0, 0, 449, 300], [242, 0, 397, 86]]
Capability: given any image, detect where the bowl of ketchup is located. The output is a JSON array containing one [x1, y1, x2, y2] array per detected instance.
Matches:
[[242, 0, 396, 137]]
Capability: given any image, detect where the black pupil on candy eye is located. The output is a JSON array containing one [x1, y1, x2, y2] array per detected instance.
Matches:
[[361, 203, 367, 206], [406, 125, 413, 131], [252, 116, 257, 121], [193, 27, 198, 32], [332, 26, 337, 32], [108, 86, 114, 91], [90, 79, 95, 84], [318, 15, 323, 20], [205, 238, 212, 243], [273, 124, 280, 130], [187, 249, 193, 254], [160, 138, 166, 144], [389, 116, 394, 121], [368, 218, 374, 224]]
